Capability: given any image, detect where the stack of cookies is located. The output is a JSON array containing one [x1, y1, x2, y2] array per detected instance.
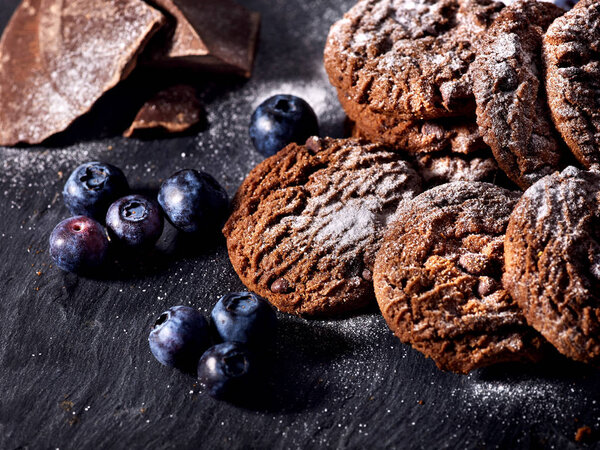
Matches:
[[225, 0, 600, 373]]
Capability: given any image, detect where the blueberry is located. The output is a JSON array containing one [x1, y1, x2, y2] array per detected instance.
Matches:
[[149, 306, 210, 370], [63, 161, 129, 221], [49, 216, 109, 273], [249, 94, 319, 157], [197, 342, 255, 400], [106, 195, 163, 249], [211, 292, 277, 346], [158, 169, 228, 233], [553, 0, 578, 9]]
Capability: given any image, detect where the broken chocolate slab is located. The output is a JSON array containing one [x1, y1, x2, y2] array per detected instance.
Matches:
[[0, 0, 165, 146], [145, 0, 260, 77], [123, 85, 203, 137]]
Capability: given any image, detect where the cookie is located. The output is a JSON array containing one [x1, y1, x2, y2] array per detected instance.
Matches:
[[543, 0, 600, 168], [324, 0, 504, 120], [374, 182, 545, 373], [472, 0, 566, 189], [503, 166, 600, 364], [411, 150, 499, 186], [342, 94, 487, 155], [352, 123, 500, 186], [223, 137, 422, 317]]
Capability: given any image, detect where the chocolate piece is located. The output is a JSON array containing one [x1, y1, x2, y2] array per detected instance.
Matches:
[[124, 85, 202, 137], [145, 0, 260, 77], [0, 0, 165, 146]]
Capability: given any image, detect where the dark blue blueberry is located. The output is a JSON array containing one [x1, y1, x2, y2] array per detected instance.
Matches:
[[249, 94, 319, 157], [553, 0, 578, 10], [158, 169, 228, 233], [63, 161, 129, 221], [106, 195, 163, 249], [149, 306, 210, 370], [211, 292, 277, 346], [49, 216, 109, 273], [197, 342, 255, 400]]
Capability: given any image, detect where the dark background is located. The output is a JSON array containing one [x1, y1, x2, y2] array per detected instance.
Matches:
[[1, 1, 599, 448]]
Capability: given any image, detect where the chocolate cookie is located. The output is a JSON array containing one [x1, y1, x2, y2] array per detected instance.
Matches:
[[503, 166, 600, 364], [352, 123, 500, 186], [342, 94, 487, 155], [224, 137, 422, 317], [543, 0, 600, 168], [411, 150, 499, 186], [472, 0, 566, 189], [324, 0, 504, 120], [374, 182, 545, 373]]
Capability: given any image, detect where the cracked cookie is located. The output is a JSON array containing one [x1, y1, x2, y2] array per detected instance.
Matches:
[[324, 0, 504, 120], [543, 0, 600, 168], [473, 0, 566, 189], [503, 166, 600, 364], [223, 137, 422, 317], [374, 182, 545, 373]]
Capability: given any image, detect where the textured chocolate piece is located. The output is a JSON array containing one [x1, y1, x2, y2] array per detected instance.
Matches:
[[324, 0, 504, 120], [374, 182, 545, 373], [0, 0, 165, 146], [223, 137, 422, 317], [504, 166, 600, 365], [145, 0, 260, 77], [472, 0, 565, 189], [123, 85, 202, 137], [543, 0, 600, 168]]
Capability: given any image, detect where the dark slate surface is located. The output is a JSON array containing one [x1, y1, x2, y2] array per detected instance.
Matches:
[[1, 1, 599, 449]]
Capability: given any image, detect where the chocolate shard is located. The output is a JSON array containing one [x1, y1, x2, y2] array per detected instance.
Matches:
[[0, 0, 165, 146], [123, 85, 203, 137], [145, 0, 260, 77]]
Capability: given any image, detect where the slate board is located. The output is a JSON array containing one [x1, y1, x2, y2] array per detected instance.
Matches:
[[1, 1, 599, 449]]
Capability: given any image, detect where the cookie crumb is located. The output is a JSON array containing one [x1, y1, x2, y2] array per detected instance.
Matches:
[[575, 426, 592, 443]]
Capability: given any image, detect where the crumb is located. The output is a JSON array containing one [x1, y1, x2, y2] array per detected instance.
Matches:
[[57, 170, 63, 179], [418, 400, 424, 405], [140, 408, 146, 414], [36, 270, 42, 276], [575, 426, 592, 443], [60, 400, 74, 412]]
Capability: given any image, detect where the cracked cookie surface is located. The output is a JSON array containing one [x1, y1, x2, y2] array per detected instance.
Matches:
[[473, 0, 566, 189], [543, 0, 600, 168], [324, 0, 504, 120], [503, 167, 600, 364], [223, 137, 422, 317], [374, 182, 544, 373]]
